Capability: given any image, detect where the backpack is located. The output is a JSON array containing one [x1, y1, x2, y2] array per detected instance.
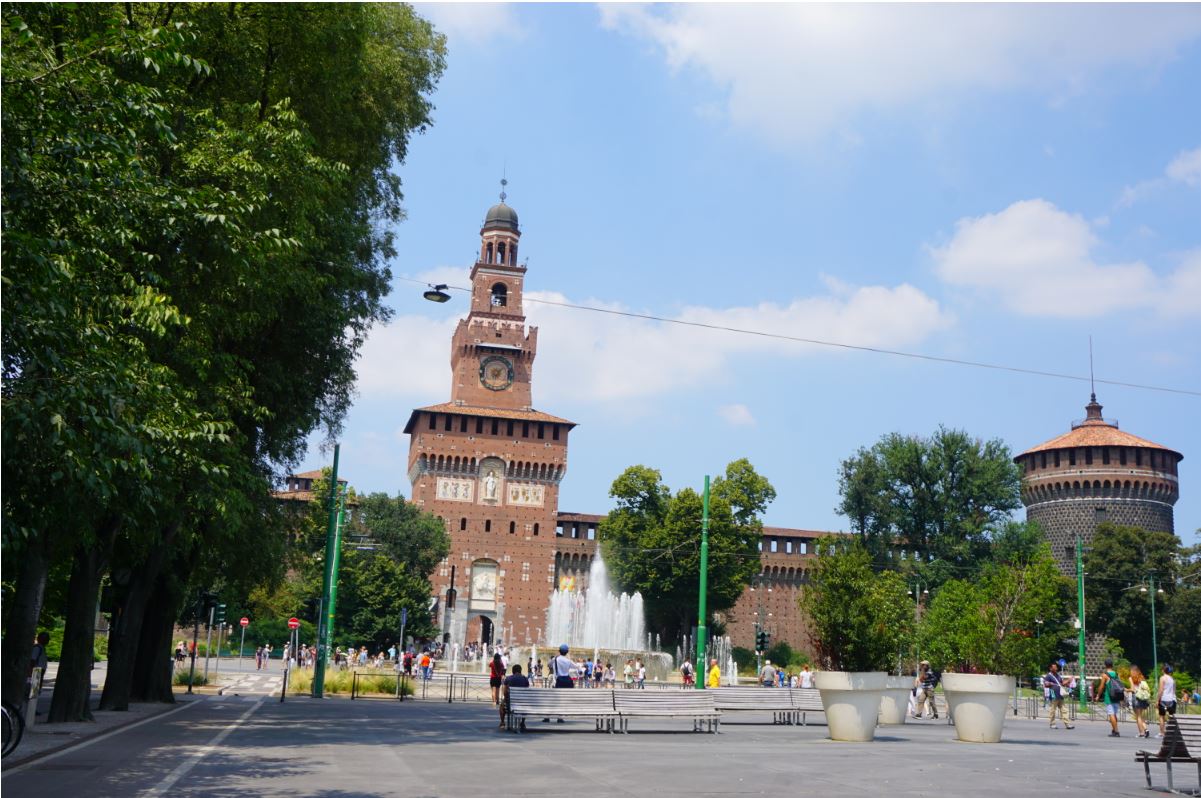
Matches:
[[1107, 673, 1125, 703], [1135, 680, 1152, 702]]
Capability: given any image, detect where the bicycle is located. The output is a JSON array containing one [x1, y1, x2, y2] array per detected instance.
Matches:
[[2, 699, 25, 758]]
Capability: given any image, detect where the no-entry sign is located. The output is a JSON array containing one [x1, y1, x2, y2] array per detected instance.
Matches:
[[240, 617, 249, 627], [287, 617, 300, 630]]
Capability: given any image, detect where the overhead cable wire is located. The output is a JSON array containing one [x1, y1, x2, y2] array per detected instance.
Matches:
[[396, 277, 1200, 398]]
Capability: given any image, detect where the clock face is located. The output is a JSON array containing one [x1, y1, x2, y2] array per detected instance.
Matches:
[[479, 355, 514, 391]]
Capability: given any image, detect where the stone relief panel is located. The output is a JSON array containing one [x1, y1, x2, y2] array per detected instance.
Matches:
[[506, 482, 545, 507], [436, 477, 475, 503]]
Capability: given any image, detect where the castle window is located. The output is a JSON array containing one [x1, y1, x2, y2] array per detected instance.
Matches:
[[476, 418, 484, 434], [491, 419, 499, 435], [770, 539, 778, 553], [537, 423, 545, 440], [490, 282, 508, 307], [1069, 450, 1076, 466], [587, 527, 595, 540], [1040, 452, 1047, 469], [428, 414, 437, 430], [1136, 449, 1143, 466], [506, 421, 514, 436], [460, 417, 468, 433], [460, 518, 467, 531], [785, 541, 793, 554], [1054, 451, 1060, 467], [444, 415, 452, 432], [509, 521, 516, 534], [1119, 448, 1127, 465], [485, 520, 492, 532], [533, 523, 540, 536], [522, 422, 530, 437], [1102, 449, 1110, 465], [1085, 449, 1092, 465]]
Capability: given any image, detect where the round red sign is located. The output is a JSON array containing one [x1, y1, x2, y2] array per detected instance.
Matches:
[[239, 617, 250, 627], [287, 617, 300, 629]]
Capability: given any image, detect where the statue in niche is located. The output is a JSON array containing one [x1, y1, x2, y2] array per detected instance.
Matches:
[[483, 469, 499, 501]]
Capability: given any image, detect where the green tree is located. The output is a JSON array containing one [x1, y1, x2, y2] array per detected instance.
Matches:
[[836, 427, 1022, 570], [800, 541, 914, 671], [1082, 523, 1181, 671], [920, 544, 1072, 675], [334, 549, 436, 651], [1, 3, 446, 716], [353, 492, 450, 578], [600, 462, 772, 644]]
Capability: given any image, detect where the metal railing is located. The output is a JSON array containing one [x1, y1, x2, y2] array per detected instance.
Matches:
[[350, 671, 409, 701]]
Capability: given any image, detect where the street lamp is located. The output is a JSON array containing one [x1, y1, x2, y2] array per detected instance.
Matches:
[[423, 283, 451, 303], [1133, 576, 1165, 676], [907, 583, 928, 669], [749, 573, 773, 675]]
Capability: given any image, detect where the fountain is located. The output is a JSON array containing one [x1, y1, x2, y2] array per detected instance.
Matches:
[[544, 554, 646, 650]]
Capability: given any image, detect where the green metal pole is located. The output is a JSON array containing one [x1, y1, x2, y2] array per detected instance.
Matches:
[[1076, 535, 1087, 711], [1149, 574, 1158, 678], [313, 444, 341, 699], [695, 475, 710, 689], [325, 484, 348, 653]]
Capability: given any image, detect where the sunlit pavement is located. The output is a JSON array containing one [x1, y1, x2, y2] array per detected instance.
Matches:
[[2, 695, 1164, 797]]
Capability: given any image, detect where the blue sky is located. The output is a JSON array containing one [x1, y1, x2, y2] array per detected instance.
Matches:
[[296, 3, 1201, 542]]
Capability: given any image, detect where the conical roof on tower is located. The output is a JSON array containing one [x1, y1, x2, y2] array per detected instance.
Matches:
[[1017, 395, 1182, 460]]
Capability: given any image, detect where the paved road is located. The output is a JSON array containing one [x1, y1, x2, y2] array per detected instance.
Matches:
[[2, 697, 1167, 797]]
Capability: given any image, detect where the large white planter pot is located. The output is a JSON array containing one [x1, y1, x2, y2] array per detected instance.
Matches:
[[878, 675, 912, 725], [942, 673, 1014, 743], [814, 671, 887, 741]]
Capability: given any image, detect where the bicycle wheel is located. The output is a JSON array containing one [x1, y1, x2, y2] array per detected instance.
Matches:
[[2, 699, 25, 758]]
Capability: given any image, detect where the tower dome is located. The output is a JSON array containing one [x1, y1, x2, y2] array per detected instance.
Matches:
[[483, 201, 519, 233]]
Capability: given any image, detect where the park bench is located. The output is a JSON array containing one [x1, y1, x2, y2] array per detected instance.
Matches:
[[1135, 715, 1201, 794], [791, 688, 826, 726], [504, 687, 618, 733], [711, 686, 799, 724], [612, 689, 719, 734]]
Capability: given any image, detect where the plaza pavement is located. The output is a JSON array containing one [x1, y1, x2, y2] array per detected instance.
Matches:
[[2, 690, 1172, 798]]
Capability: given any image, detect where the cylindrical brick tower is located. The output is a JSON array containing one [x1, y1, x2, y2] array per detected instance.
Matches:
[[1015, 394, 1182, 576]]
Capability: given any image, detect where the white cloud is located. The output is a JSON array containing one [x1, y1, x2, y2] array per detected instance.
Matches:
[[1118, 144, 1201, 207], [718, 404, 756, 427], [930, 199, 1200, 319], [1166, 147, 1201, 187], [354, 279, 952, 405], [416, 3, 523, 46], [599, 5, 1201, 145]]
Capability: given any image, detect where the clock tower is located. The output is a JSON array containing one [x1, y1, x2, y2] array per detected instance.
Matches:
[[404, 189, 575, 650]]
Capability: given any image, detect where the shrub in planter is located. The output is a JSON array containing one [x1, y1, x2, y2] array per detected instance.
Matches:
[[802, 542, 913, 740]]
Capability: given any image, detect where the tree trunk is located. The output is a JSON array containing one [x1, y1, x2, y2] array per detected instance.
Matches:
[[0, 535, 50, 714], [48, 518, 117, 724], [130, 572, 183, 703], [100, 523, 178, 711]]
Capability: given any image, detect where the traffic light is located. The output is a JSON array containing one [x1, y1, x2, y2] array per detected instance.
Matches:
[[302, 597, 321, 622], [214, 603, 227, 624], [755, 629, 768, 652]]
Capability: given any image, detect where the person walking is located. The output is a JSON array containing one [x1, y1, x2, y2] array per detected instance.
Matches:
[[707, 658, 721, 688], [1155, 664, 1178, 738], [1094, 658, 1125, 737], [799, 664, 814, 689], [1044, 661, 1075, 730], [489, 652, 505, 705], [1130, 664, 1152, 738], [913, 661, 939, 719]]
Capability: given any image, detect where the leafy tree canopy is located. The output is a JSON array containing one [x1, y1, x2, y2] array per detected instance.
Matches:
[[600, 460, 774, 644], [801, 541, 914, 672], [836, 427, 1022, 573]]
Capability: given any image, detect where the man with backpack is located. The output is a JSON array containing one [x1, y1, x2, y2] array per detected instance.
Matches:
[[1094, 658, 1125, 737]]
